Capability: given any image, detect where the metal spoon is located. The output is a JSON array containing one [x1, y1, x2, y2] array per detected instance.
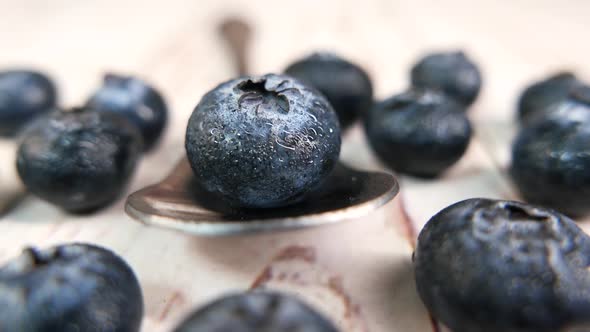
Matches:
[[124, 18, 399, 236]]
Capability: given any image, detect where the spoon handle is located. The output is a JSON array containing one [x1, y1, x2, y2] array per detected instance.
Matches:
[[219, 18, 251, 76]]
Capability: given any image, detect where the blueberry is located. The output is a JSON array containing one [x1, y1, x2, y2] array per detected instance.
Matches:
[[173, 291, 339, 332], [517, 72, 582, 125], [16, 107, 143, 213], [510, 93, 590, 217], [0, 243, 143, 332], [410, 51, 482, 106], [185, 74, 341, 208], [0, 70, 57, 137], [414, 198, 590, 332], [284, 52, 373, 129], [86, 73, 167, 151], [364, 89, 471, 178]]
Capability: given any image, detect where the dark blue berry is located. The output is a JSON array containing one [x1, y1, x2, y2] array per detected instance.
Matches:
[[86, 73, 167, 151], [517, 72, 581, 125], [410, 51, 482, 106], [365, 89, 471, 178], [510, 94, 590, 217], [414, 198, 590, 332], [173, 291, 339, 332], [0, 70, 57, 137], [284, 52, 373, 129], [0, 243, 143, 332], [16, 107, 143, 213], [185, 74, 341, 208]]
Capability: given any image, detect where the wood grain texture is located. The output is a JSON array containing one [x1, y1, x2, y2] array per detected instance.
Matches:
[[0, 0, 589, 330]]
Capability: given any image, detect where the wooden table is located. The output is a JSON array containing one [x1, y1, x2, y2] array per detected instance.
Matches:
[[1, 0, 589, 331]]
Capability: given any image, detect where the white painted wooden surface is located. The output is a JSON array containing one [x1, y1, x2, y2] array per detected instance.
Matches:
[[1, 1, 589, 330]]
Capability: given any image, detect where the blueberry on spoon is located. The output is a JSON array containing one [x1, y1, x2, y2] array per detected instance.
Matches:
[[185, 73, 341, 208], [124, 18, 398, 235]]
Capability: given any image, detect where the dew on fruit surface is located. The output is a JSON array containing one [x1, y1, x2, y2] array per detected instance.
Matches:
[[306, 112, 318, 122], [276, 138, 296, 151]]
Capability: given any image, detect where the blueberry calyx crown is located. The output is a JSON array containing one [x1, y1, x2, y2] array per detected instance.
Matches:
[[549, 71, 576, 82], [23, 247, 54, 267], [2, 246, 65, 275], [306, 51, 341, 61], [450, 50, 466, 59], [501, 202, 552, 222], [471, 200, 566, 245], [103, 73, 132, 87], [236, 77, 298, 114], [570, 85, 590, 106], [68, 106, 87, 113], [381, 89, 447, 111]]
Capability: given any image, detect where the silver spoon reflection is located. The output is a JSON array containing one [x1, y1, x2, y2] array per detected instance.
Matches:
[[125, 157, 398, 236]]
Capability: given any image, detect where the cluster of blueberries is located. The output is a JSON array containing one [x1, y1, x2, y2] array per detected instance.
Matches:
[[412, 70, 590, 330], [511, 72, 590, 217], [0, 71, 168, 213], [186, 51, 481, 209], [2, 48, 590, 331]]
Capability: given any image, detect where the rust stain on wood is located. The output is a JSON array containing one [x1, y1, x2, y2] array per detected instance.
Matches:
[[398, 194, 418, 249], [158, 291, 185, 321], [250, 245, 316, 289], [274, 245, 316, 263], [328, 276, 357, 319], [250, 245, 369, 332], [250, 266, 273, 290], [429, 313, 441, 332]]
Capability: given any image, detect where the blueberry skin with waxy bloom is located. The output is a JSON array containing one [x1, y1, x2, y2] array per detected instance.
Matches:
[[174, 291, 340, 332], [16, 108, 143, 213], [0, 243, 143, 332], [365, 89, 471, 178], [284, 52, 373, 129], [0, 70, 57, 136], [511, 91, 590, 217], [86, 73, 168, 151], [414, 198, 590, 332], [411, 51, 482, 106], [185, 74, 341, 208], [517, 72, 581, 125]]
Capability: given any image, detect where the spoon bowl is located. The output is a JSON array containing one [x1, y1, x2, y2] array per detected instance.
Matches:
[[125, 157, 398, 236]]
